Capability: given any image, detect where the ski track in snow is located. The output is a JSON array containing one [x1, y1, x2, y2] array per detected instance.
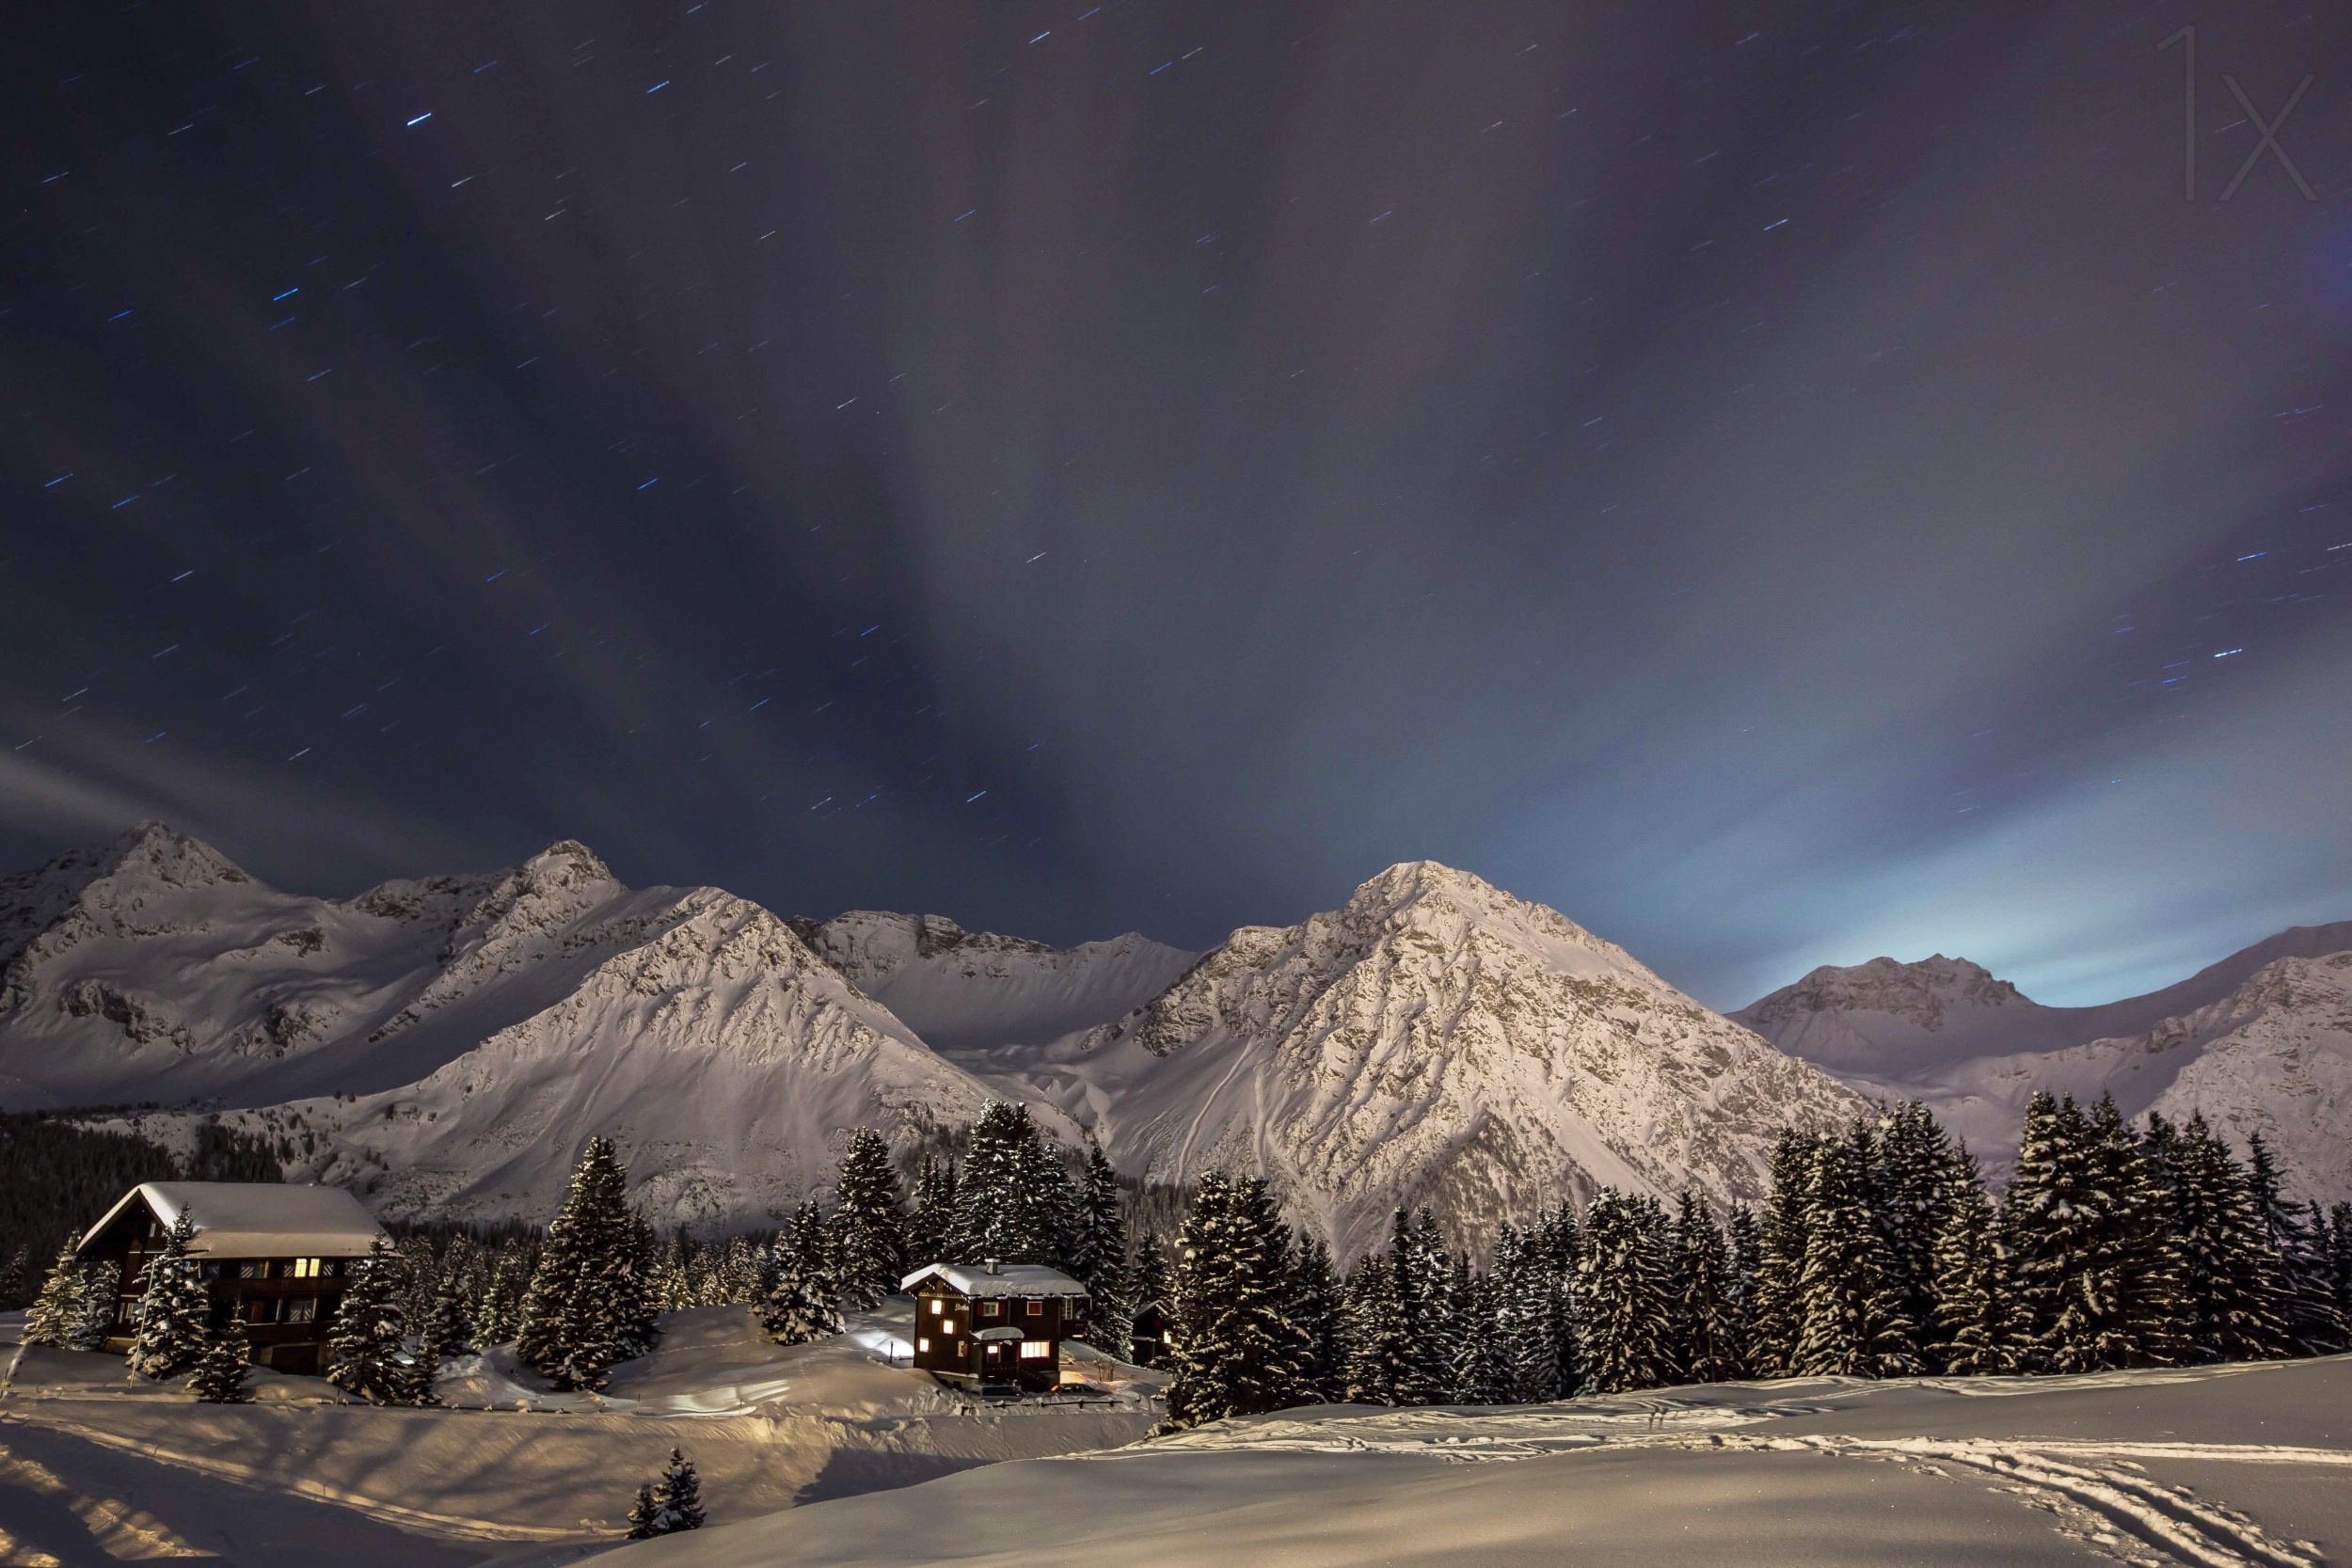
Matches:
[[1133, 1408, 2338, 1568]]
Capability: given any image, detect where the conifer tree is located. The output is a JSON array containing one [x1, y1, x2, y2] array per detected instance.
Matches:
[[23, 1232, 92, 1349], [2328, 1202, 2352, 1326], [949, 1103, 1076, 1266], [1791, 1123, 1918, 1378], [1288, 1232, 1347, 1401], [1575, 1188, 1674, 1393], [1669, 1192, 1743, 1383], [1929, 1148, 2014, 1374], [1491, 1224, 1565, 1402], [758, 1200, 842, 1344], [73, 1262, 119, 1351], [2007, 1095, 2178, 1373], [825, 1128, 909, 1310], [516, 1137, 650, 1390], [127, 1212, 211, 1380], [1724, 1204, 1761, 1371], [2164, 1112, 2287, 1363], [905, 1157, 958, 1267], [423, 1277, 474, 1362], [1343, 1249, 1414, 1403], [1069, 1144, 1132, 1350], [1748, 1131, 1820, 1378], [1128, 1230, 1170, 1367], [1393, 1210, 1453, 1402], [625, 1483, 660, 1540], [476, 1248, 528, 1347], [1450, 1270, 1510, 1404], [1875, 1101, 1960, 1370], [189, 1318, 253, 1404], [326, 1238, 420, 1403], [654, 1448, 706, 1532], [2247, 1134, 2344, 1356], [1163, 1172, 1310, 1427], [0, 1245, 30, 1311]]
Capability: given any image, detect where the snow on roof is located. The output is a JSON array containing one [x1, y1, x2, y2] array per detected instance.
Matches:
[[899, 1261, 1088, 1297], [81, 1182, 384, 1259]]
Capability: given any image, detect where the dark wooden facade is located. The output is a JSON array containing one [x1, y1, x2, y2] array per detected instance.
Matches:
[[78, 1182, 383, 1377], [903, 1261, 1089, 1392]]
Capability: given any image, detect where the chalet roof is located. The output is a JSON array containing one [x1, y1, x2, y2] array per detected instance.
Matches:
[[80, 1182, 384, 1259], [899, 1260, 1088, 1298]]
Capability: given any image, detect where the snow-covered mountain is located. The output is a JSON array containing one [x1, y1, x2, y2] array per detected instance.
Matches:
[[0, 824, 1032, 1227], [975, 862, 1868, 1260], [792, 911, 1198, 1053], [1734, 924, 2352, 1197]]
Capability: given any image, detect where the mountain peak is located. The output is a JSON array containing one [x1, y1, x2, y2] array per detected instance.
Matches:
[[1741, 953, 2034, 1037]]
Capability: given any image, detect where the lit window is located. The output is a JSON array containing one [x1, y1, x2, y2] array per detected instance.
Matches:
[[917, 1338, 930, 1353], [1019, 1340, 1050, 1359], [930, 1299, 943, 1315], [290, 1258, 323, 1279]]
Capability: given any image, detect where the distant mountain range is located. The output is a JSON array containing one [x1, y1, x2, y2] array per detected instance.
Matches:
[[3, 822, 2344, 1252], [1733, 925, 2352, 1195]]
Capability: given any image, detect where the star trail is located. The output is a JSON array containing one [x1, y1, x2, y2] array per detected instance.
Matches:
[[1, 0, 2347, 1008]]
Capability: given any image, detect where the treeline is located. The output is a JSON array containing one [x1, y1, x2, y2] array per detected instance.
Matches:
[[0, 1112, 282, 1307], [1156, 1096, 2352, 1428]]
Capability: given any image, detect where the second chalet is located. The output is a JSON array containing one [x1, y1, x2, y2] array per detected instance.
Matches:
[[902, 1259, 1089, 1392]]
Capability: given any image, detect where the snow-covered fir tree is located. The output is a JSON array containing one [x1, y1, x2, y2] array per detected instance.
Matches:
[[1450, 1270, 1511, 1404], [905, 1157, 958, 1267], [23, 1231, 92, 1349], [1069, 1143, 1132, 1351], [949, 1102, 1076, 1266], [1929, 1147, 2015, 1374], [2247, 1133, 2346, 1356], [126, 1212, 210, 1380], [1724, 1203, 1761, 1371], [516, 1136, 655, 1391], [2160, 1111, 2286, 1363], [326, 1238, 423, 1403], [1575, 1188, 1675, 1394], [1163, 1171, 1310, 1427], [423, 1276, 473, 1362], [759, 1199, 841, 1345], [654, 1448, 706, 1532], [1791, 1123, 1918, 1378], [1490, 1224, 1567, 1402], [189, 1317, 253, 1404], [825, 1128, 908, 1310], [1342, 1246, 1413, 1403], [1127, 1230, 1170, 1368], [476, 1248, 529, 1347], [0, 1245, 30, 1311], [1288, 1232, 1347, 1401], [1669, 1191, 1743, 1383], [1874, 1101, 1961, 1371], [624, 1484, 660, 1540], [1747, 1129, 1820, 1378], [2004, 1094, 2176, 1373]]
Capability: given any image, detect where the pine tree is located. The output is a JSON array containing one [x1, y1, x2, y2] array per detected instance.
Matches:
[[1128, 1230, 1170, 1368], [2328, 1202, 2352, 1328], [1748, 1130, 1820, 1378], [1491, 1225, 1565, 1402], [654, 1448, 706, 1532], [826, 1128, 908, 1311], [950, 1102, 1076, 1266], [1576, 1188, 1675, 1393], [0, 1245, 31, 1311], [127, 1212, 211, 1380], [1791, 1123, 1917, 1378], [423, 1278, 473, 1362], [1288, 1233, 1346, 1401], [189, 1318, 253, 1404], [2006, 1095, 2179, 1373], [1069, 1144, 1132, 1350], [625, 1483, 660, 1540], [1450, 1270, 1510, 1403], [1343, 1250, 1414, 1403], [759, 1200, 842, 1345], [1724, 1204, 1761, 1372], [1929, 1148, 2014, 1374], [516, 1136, 649, 1390], [1670, 1191, 1744, 1383], [476, 1248, 528, 1347], [74, 1263, 119, 1351], [1162, 1172, 1310, 1427], [326, 1238, 419, 1403], [2164, 1113, 2287, 1363], [23, 1231, 91, 1349], [2247, 1134, 2344, 1356], [1875, 1102, 1960, 1371], [905, 1157, 958, 1267]]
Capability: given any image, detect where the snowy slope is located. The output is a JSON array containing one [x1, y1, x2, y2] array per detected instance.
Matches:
[[1734, 925, 2352, 1192], [993, 863, 1867, 1260], [797, 910, 1198, 1053]]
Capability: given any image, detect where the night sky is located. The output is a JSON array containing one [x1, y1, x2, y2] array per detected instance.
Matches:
[[3, 1, 2348, 1010]]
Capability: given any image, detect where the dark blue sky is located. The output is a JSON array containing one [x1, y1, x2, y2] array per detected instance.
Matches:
[[3, 0, 2347, 1009]]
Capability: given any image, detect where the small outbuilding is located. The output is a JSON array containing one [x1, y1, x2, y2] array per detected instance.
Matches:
[[901, 1259, 1089, 1392], [77, 1181, 386, 1376]]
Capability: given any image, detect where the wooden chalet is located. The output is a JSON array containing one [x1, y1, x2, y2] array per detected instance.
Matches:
[[902, 1259, 1089, 1392], [78, 1181, 385, 1376]]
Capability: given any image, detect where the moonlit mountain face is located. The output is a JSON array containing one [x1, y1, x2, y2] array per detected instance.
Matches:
[[2, 2, 2347, 1015]]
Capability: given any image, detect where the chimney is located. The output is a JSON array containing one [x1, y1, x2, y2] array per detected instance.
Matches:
[[984, 1257, 1000, 1275]]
